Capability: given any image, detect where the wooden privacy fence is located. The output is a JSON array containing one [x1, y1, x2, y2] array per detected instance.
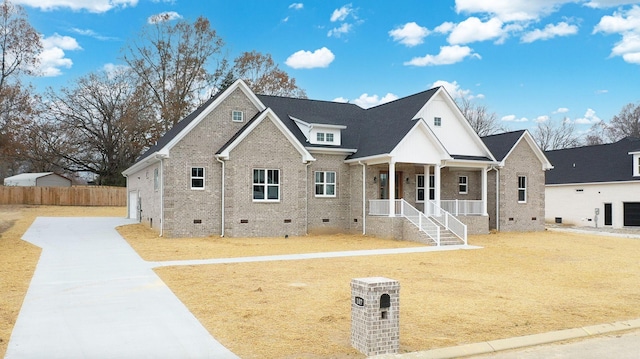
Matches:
[[0, 186, 126, 206]]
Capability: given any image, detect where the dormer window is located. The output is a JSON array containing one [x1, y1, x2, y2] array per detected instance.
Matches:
[[314, 131, 338, 145], [232, 110, 244, 122]]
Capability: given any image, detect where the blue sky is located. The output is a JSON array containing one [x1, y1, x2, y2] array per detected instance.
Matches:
[[17, 0, 640, 137]]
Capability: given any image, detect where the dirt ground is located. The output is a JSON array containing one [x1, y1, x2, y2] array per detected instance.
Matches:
[[121, 223, 640, 359], [3, 207, 640, 359], [0, 205, 125, 358]]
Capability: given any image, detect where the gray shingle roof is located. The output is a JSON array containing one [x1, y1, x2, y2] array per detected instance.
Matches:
[[545, 137, 640, 184], [481, 130, 525, 161]]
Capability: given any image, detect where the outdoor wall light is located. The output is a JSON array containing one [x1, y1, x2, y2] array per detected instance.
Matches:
[[406, 177, 410, 184], [373, 176, 377, 183]]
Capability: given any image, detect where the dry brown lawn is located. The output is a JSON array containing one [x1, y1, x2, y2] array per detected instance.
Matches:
[[121, 224, 640, 359], [0, 205, 125, 358], [3, 207, 640, 359]]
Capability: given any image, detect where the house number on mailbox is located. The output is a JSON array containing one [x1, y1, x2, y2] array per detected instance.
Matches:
[[354, 296, 364, 306]]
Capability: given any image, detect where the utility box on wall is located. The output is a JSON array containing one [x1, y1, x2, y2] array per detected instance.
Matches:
[[350, 277, 400, 356]]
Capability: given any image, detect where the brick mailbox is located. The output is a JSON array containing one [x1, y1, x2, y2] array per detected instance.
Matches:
[[350, 277, 400, 356]]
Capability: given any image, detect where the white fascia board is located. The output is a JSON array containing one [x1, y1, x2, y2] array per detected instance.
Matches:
[[218, 108, 315, 163], [309, 123, 347, 130], [546, 180, 640, 187], [306, 147, 357, 155], [344, 154, 392, 165], [430, 87, 497, 162], [444, 159, 497, 169], [628, 151, 640, 155], [162, 80, 266, 156], [122, 152, 163, 176]]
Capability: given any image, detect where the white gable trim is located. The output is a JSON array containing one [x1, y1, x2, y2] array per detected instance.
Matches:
[[424, 87, 497, 162], [158, 80, 266, 157], [389, 119, 452, 164], [217, 108, 315, 163], [502, 131, 554, 171]]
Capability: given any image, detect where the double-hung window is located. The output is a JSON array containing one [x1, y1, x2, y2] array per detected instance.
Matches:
[[518, 176, 527, 203], [315, 171, 336, 197], [154, 168, 159, 190], [458, 176, 468, 194], [253, 169, 280, 201], [191, 167, 204, 189]]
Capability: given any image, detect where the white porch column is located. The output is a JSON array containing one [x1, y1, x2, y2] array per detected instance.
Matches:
[[482, 167, 488, 216], [434, 164, 441, 206], [424, 165, 430, 215], [389, 159, 396, 217]]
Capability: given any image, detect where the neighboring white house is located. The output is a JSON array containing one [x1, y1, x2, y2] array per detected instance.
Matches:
[[3, 172, 72, 187], [545, 137, 640, 228]]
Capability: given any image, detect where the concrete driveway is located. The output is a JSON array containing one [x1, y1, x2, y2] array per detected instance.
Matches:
[[5, 217, 238, 359]]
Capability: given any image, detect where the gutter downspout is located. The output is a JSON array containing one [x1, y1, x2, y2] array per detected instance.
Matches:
[[216, 156, 225, 237], [359, 161, 366, 235], [305, 161, 312, 235], [155, 154, 167, 237]]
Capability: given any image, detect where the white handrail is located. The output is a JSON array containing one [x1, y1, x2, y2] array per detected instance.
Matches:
[[426, 200, 468, 245]]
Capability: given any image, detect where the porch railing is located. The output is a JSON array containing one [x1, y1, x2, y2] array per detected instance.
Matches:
[[425, 200, 468, 245], [369, 199, 467, 245], [439, 200, 484, 216]]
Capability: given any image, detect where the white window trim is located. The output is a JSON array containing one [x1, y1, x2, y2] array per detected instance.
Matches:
[[458, 176, 468, 194], [518, 176, 527, 203], [253, 168, 280, 202], [154, 168, 159, 191], [232, 110, 244, 122], [191, 167, 205, 190], [416, 174, 425, 203], [636, 155, 640, 177], [314, 171, 336, 197]]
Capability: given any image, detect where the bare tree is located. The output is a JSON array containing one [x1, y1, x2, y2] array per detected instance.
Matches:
[[0, 0, 42, 178], [604, 102, 640, 141], [232, 51, 307, 98], [40, 67, 154, 185], [533, 118, 581, 151], [456, 97, 506, 136], [122, 15, 227, 137], [0, 0, 41, 90]]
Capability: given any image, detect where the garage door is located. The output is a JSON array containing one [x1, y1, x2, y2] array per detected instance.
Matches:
[[623, 202, 640, 227]]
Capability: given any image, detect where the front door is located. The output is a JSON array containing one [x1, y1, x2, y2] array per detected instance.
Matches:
[[379, 171, 403, 199], [604, 203, 612, 226]]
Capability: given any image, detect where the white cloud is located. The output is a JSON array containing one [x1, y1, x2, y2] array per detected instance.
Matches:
[[333, 97, 349, 103], [585, 0, 639, 8], [534, 115, 550, 123], [330, 4, 354, 22], [501, 114, 529, 122], [554, 107, 570, 113], [454, 0, 572, 22], [593, 6, 640, 64], [37, 33, 81, 77], [148, 11, 182, 24], [285, 47, 335, 69], [521, 22, 579, 43], [575, 108, 602, 124], [595, 89, 609, 94], [447, 17, 505, 44], [70, 28, 116, 41], [434, 22, 456, 34], [14, 0, 137, 13], [404, 45, 481, 66], [327, 23, 352, 37], [431, 80, 485, 100], [389, 22, 430, 47], [353, 93, 399, 109], [289, 3, 303, 10]]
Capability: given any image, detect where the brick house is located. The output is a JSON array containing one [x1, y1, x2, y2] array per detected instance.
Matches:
[[122, 80, 552, 244]]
